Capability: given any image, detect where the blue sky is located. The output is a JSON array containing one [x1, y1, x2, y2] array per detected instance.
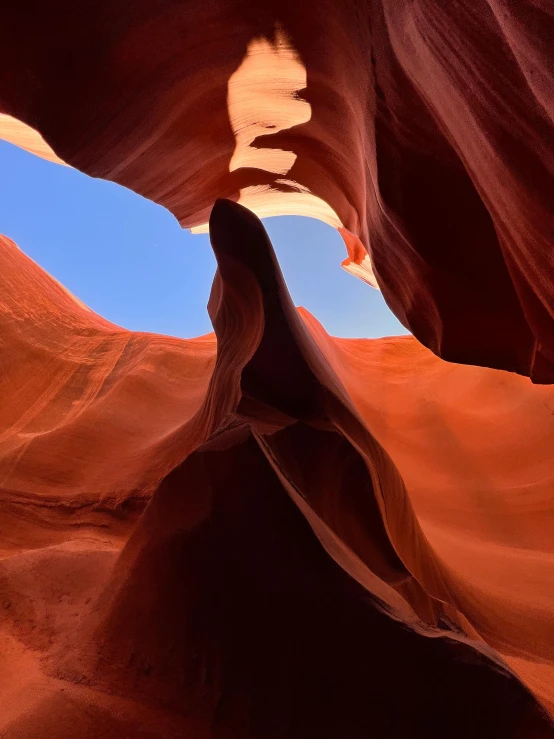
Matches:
[[0, 140, 407, 339]]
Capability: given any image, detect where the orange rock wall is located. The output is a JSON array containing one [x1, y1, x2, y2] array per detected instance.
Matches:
[[0, 0, 552, 379], [0, 0, 553, 734], [0, 205, 553, 736]]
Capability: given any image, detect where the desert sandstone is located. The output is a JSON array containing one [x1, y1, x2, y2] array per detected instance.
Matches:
[[0, 1, 554, 736]]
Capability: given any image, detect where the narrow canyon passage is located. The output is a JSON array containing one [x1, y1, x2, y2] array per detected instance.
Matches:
[[0, 1, 553, 735], [0, 202, 553, 737]]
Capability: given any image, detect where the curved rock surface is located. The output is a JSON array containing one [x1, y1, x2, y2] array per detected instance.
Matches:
[[1, 2, 553, 732], [0, 202, 553, 737], [0, 0, 553, 379]]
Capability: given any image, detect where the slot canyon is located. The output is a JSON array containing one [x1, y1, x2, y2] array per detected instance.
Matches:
[[0, 1, 553, 736]]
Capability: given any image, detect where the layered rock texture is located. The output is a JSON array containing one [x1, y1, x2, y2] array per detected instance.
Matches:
[[0, 0, 553, 736], [0, 203, 553, 737], [1, 0, 553, 380]]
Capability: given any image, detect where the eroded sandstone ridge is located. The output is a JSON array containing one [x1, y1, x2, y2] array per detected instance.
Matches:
[[1, 0, 553, 379], [0, 1, 554, 736], [0, 203, 553, 737]]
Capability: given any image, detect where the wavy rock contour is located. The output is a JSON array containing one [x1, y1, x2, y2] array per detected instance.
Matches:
[[0, 202, 553, 737], [0, 1, 553, 734], [0, 0, 553, 378]]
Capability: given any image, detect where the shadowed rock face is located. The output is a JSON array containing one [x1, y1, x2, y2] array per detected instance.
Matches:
[[0, 2, 553, 734], [0, 202, 553, 737], [0, 0, 553, 379]]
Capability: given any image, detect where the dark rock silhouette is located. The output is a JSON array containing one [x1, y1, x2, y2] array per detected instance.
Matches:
[[0, 204, 553, 736]]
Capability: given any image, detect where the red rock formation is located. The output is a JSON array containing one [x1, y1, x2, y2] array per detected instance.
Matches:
[[0, 1, 553, 734], [0, 0, 552, 379], [1, 202, 553, 737]]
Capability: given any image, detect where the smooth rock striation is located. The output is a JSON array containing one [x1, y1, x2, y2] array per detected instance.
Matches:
[[1, 2, 553, 733], [0, 0, 553, 379], [0, 203, 553, 737]]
